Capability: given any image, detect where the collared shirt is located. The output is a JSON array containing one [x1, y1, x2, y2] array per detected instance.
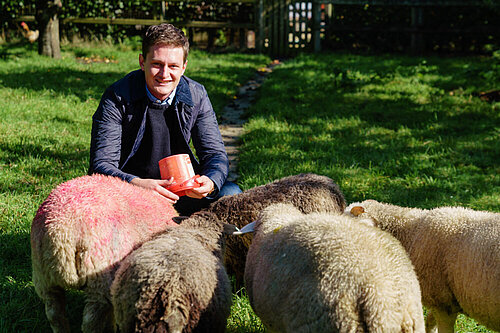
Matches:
[[145, 85, 176, 106]]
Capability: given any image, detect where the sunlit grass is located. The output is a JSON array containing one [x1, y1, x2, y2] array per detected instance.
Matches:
[[238, 52, 499, 332]]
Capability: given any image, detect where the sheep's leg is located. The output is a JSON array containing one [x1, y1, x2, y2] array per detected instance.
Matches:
[[81, 298, 114, 333], [425, 310, 438, 333], [42, 287, 71, 333], [425, 308, 456, 333]]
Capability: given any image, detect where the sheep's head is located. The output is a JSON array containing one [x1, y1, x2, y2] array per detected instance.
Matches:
[[345, 202, 376, 227], [252, 203, 304, 235]]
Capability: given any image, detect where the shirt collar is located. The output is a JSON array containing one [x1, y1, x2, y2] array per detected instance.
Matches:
[[145, 84, 176, 106]]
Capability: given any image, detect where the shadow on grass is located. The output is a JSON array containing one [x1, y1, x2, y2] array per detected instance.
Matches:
[[240, 54, 499, 209], [283, 52, 497, 94], [0, 67, 123, 102], [0, 139, 89, 193], [0, 44, 267, 117], [0, 41, 38, 59], [0, 231, 84, 332]]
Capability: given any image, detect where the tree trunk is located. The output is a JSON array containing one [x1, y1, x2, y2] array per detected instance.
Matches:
[[35, 0, 62, 58]]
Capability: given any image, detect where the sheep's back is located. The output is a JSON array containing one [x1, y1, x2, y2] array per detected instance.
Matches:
[[423, 207, 500, 330], [214, 173, 346, 282], [31, 174, 178, 290], [246, 213, 423, 332], [111, 228, 232, 333]]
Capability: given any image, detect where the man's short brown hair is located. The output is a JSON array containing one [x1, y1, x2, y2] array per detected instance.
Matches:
[[142, 23, 189, 63]]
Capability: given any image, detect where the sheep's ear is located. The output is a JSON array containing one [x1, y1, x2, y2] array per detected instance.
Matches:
[[172, 216, 190, 224], [224, 221, 256, 235], [350, 206, 365, 216]]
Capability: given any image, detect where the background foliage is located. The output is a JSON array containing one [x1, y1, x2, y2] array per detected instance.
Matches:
[[324, 3, 500, 53], [1, 0, 498, 53], [1, 0, 255, 43]]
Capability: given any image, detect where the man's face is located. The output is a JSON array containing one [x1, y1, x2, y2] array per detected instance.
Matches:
[[139, 44, 187, 101]]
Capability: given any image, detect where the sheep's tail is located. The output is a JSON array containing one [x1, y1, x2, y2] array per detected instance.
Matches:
[[135, 286, 194, 333], [31, 204, 82, 297], [401, 306, 425, 333]]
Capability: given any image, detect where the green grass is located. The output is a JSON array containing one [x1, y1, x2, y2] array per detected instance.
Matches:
[[1, 40, 498, 332], [0, 40, 269, 332], [238, 52, 499, 332], [239, 53, 499, 211]]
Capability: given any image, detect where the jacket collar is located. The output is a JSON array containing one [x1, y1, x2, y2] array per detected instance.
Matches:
[[129, 70, 193, 107], [174, 76, 194, 107]]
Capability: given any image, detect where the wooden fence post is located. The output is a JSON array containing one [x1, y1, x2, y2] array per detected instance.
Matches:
[[272, 0, 278, 56], [161, 1, 166, 22], [257, 0, 264, 52], [411, 6, 424, 54], [312, 0, 321, 52], [279, 0, 286, 56]]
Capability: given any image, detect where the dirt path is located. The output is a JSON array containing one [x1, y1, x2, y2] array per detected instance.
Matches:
[[218, 61, 279, 182]]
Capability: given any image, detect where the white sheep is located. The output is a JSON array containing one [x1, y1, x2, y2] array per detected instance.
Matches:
[[346, 200, 500, 333], [205, 173, 346, 287], [30, 174, 179, 333], [244, 203, 425, 332], [110, 210, 232, 333]]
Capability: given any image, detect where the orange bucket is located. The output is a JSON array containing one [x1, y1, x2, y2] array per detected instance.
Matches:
[[158, 154, 200, 196]]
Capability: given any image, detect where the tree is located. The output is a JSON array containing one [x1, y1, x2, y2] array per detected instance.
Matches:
[[35, 0, 62, 58]]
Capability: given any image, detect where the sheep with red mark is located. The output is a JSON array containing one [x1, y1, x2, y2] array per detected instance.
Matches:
[[30, 174, 179, 333]]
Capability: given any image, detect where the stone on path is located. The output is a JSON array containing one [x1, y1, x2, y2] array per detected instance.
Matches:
[[218, 61, 279, 182]]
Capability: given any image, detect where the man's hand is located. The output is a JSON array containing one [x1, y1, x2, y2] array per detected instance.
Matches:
[[185, 175, 214, 199], [130, 177, 180, 204]]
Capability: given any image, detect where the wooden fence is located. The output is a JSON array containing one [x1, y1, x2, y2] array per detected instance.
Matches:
[[16, 0, 259, 50], [262, 0, 500, 56], [15, 0, 499, 57]]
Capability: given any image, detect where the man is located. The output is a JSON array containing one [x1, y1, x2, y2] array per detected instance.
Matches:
[[89, 23, 241, 215]]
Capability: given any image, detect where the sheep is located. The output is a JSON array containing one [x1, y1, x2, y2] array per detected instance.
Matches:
[[345, 200, 500, 333], [204, 173, 346, 287], [111, 210, 232, 333], [30, 174, 179, 333], [243, 203, 425, 333]]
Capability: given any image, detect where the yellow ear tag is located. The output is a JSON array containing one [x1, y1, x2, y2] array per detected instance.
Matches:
[[273, 226, 282, 234]]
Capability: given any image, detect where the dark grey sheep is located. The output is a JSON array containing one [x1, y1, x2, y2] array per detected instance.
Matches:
[[111, 210, 232, 333], [207, 173, 346, 286]]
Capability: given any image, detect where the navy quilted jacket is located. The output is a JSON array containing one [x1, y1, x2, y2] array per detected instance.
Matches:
[[88, 69, 229, 192]]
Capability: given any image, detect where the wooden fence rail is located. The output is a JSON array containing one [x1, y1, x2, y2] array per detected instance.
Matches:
[[16, 16, 254, 29]]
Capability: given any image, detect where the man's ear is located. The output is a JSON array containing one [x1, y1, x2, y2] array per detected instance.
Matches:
[[139, 53, 145, 71], [181, 59, 188, 75]]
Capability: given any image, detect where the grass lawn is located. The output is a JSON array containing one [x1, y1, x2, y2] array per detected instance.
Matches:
[[1, 40, 498, 332], [237, 51, 499, 332], [239, 52, 499, 212]]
